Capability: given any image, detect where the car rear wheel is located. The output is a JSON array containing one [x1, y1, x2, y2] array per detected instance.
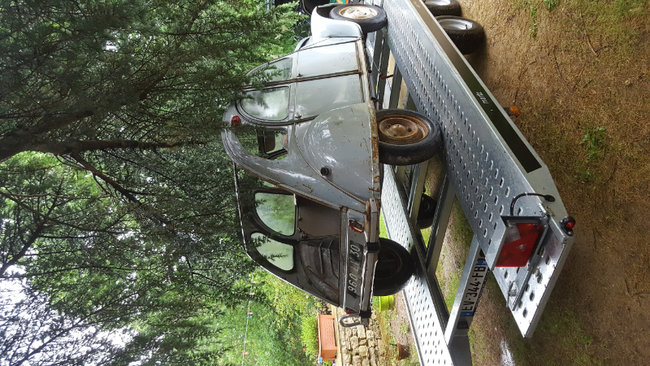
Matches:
[[329, 4, 388, 33], [372, 238, 414, 296], [377, 109, 441, 165]]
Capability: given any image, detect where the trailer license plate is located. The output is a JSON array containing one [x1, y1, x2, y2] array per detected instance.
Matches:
[[460, 258, 488, 317]]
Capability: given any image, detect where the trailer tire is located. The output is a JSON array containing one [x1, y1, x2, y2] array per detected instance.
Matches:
[[417, 194, 437, 229], [436, 16, 485, 54], [424, 0, 462, 16], [329, 4, 387, 33], [373, 238, 414, 297], [377, 109, 441, 166]]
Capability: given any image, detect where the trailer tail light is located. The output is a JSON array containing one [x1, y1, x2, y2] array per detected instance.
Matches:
[[496, 216, 548, 267], [561, 216, 576, 236], [231, 115, 241, 126]]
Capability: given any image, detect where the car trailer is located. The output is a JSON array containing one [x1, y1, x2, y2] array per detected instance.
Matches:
[[364, 0, 576, 364]]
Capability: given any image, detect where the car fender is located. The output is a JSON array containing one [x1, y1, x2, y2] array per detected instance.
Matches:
[[310, 4, 362, 43]]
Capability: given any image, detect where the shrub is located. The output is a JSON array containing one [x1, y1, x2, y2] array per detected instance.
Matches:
[[300, 314, 319, 360]]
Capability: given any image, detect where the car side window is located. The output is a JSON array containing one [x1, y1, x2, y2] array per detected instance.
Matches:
[[254, 191, 295, 236], [241, 86, 290, 121], [251, 233, 294, 271]]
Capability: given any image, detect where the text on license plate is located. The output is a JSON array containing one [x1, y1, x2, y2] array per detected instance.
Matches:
[[460, 258, 488, 317]]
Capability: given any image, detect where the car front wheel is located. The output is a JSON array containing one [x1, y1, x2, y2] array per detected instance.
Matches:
[[377, 109, 441, 166]]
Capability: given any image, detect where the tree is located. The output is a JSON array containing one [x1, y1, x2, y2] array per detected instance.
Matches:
[[0, 0, 300, 364]]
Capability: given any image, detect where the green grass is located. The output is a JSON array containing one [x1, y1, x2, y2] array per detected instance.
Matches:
[[581, 126, 607, 161], [507, 301, 603, 366], [569, 0, 646, 61], [542, 0, 558, 11], [399, 323, 410, 335], [443, 271, 461, 311], [450, 201, 473, 248], [575, 126, 608, 182], [300, 314, 319, 359], [529, 6, 538, 37], [435, 201, 473, 311]]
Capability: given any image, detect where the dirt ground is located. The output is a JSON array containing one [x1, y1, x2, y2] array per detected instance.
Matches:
[[439, 0, 649, 365]]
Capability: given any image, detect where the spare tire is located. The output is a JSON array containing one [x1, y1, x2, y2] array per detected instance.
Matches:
[[436, 16, 485, 54], [329, 4, 388, 33], [424, 0, 462, 16]]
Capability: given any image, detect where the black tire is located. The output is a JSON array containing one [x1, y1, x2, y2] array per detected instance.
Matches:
[[329, 4, 387, 33], [377, 109, 441, 166], [300, 0, 329, 15], [436, 16, 485, 54], [417, 194, 437, 229], [372, 238, 414, 296], [424, 0, 462, 16]]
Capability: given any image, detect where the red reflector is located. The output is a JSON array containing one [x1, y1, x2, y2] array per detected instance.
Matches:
[[496, 223, 544, 267], [565, 220, 575, 230], [349, 220, 364, 233], [231, 115, 241, 126]]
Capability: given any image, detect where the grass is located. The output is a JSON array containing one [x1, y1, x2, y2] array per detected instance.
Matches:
[[374, 297, 421, 365], [449, 201, 473, 248], [435, 201, 473, 311], [529, 6, 538, 37], [506, 301, 604, 366], [399, 323, 410, 335], [581, 126, 607, 161], [374, 303, 397, 362], [575, 126, 608, 183], [300, 314, 319, 359], [543, 0, 558, 11]]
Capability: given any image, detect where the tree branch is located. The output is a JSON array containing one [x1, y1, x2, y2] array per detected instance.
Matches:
[[70, 154, 141, 204]]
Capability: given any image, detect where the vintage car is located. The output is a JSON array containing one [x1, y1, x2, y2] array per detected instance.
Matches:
[[221, 3, 441, 325]]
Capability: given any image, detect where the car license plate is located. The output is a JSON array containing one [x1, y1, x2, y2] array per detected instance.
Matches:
[[346, 241, 364, 299]]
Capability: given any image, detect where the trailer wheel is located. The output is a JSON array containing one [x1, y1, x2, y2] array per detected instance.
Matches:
[[377, 109, 441, 166], [329, 4, 387, 33], [424, 0, 462, 16], [436, 16, 485, 54], [373, 238, 414, 296], [417, 194, 437, 229]]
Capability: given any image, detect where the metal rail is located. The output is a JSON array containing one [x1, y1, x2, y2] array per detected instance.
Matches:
[[366, 0, 576, 364]]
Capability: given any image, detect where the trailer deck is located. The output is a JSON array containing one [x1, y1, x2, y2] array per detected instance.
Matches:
[[365, 0, 575, 364]]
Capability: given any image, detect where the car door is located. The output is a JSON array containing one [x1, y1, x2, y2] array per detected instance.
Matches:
[[237, 173, 343, 306]]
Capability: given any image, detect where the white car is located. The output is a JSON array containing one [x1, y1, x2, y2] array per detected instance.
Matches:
[[221, 3, 441, 325]]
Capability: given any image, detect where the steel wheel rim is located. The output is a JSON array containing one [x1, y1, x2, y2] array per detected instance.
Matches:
[[378, 115, 429, 144], [339, 6, 378, 20], [428, 0, 452, 5], [438, 18, 474, 30]]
